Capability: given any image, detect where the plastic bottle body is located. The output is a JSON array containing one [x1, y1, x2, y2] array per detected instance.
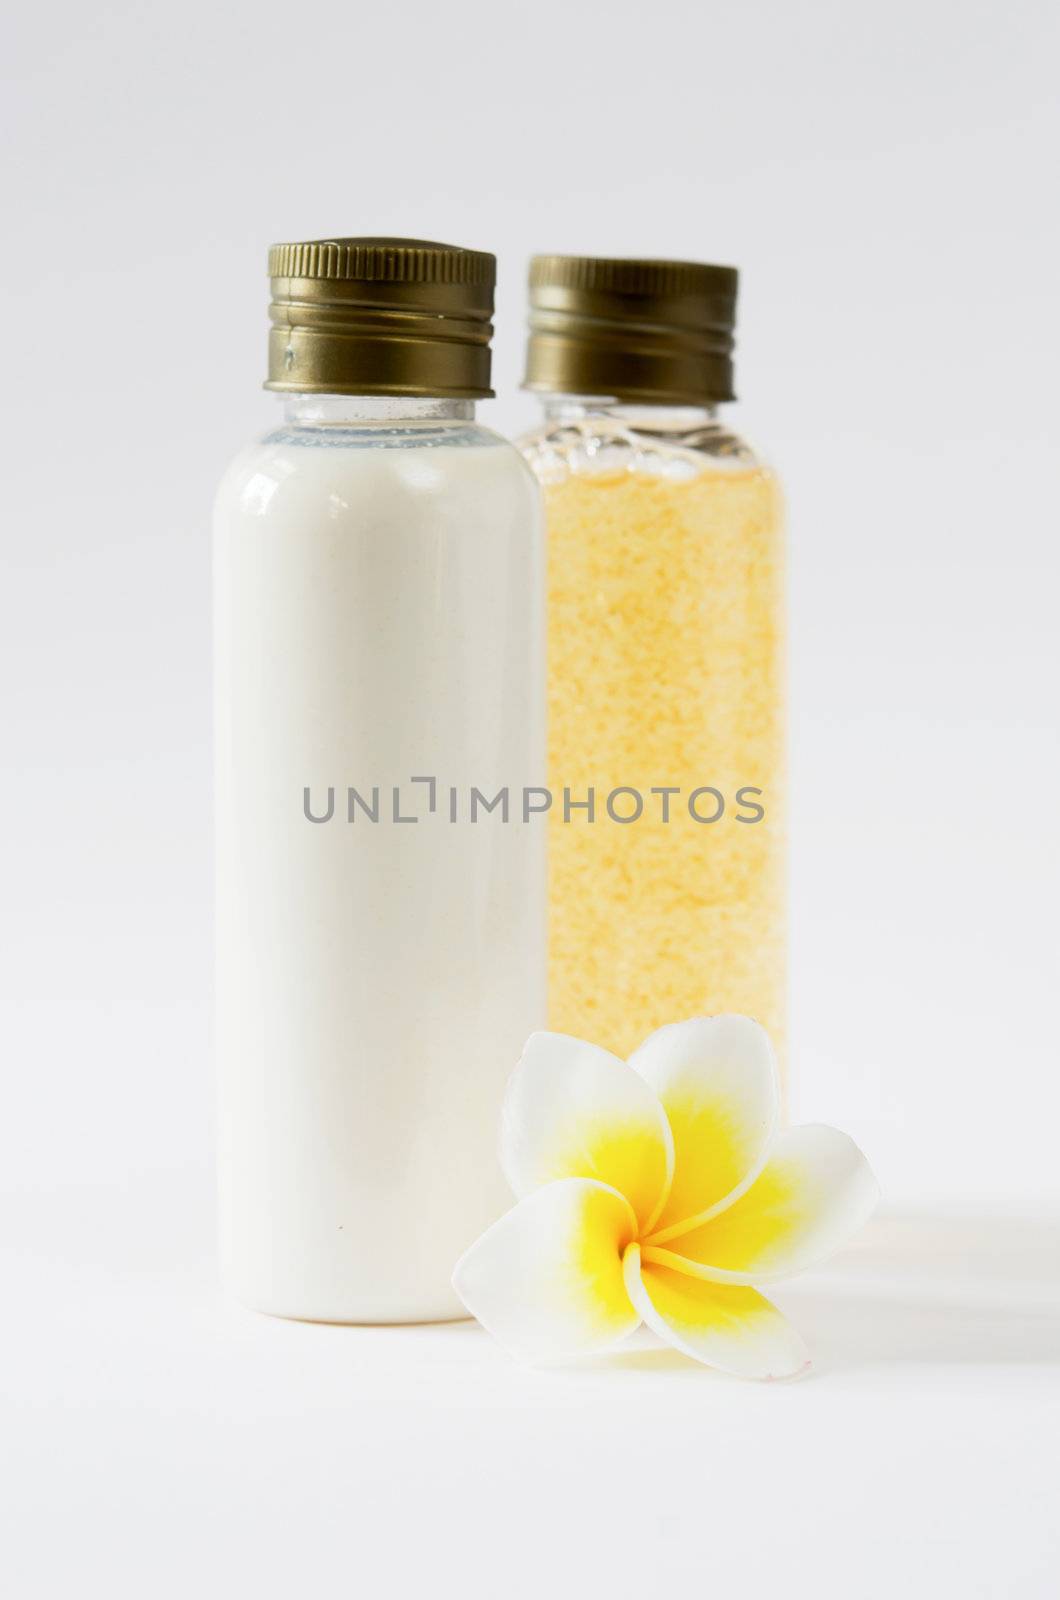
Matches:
[[520, 400, 785, 1066], [215, 397, 546, 1322]]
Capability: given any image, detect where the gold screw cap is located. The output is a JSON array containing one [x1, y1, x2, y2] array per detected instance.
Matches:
[[523, 255, 738, 406], [266, 237, 496, 398]]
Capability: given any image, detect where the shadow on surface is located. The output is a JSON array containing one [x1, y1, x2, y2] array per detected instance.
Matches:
[[773, 1210, 1060, 1371]]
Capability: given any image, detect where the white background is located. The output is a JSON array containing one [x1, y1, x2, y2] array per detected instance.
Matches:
[[2, 1, 1058, 1595]]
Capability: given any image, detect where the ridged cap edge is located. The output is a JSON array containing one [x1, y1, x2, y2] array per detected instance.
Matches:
[[529, 254, 737, 298], [269, 237, 495, 286]]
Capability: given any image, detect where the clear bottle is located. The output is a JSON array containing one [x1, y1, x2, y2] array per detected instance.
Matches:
[[518, 257, 784, 1069], [215, 240, 545, 1322]]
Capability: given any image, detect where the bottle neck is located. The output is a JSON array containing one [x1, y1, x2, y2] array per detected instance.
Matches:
[[282, 394, 476, 426], [539, 395, 720, 432]]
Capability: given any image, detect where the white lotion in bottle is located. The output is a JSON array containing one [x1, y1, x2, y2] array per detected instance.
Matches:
[[214, 238, 545, 1321]]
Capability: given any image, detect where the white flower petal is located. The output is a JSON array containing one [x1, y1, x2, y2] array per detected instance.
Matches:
[[655, 1124, 880, 1283], [629, 1015, 779, 1241], [501, 1031, 674, 1230], [623, 1243, 810, 1380], [453, 1179, 640, 1364]]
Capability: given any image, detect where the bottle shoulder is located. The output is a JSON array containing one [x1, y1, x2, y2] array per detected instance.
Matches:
[[517, 413, 772, 487], [214, 419, 540, 525]]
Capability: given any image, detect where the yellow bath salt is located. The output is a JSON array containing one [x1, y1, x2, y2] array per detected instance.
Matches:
[[543, 463, 785, 1065]]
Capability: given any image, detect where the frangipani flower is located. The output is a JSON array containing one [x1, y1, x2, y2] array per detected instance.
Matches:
[[453, 1016, 878, 1378]]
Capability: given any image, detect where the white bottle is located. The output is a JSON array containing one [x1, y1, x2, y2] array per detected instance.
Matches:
[[214, 239, 545, 1322]]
